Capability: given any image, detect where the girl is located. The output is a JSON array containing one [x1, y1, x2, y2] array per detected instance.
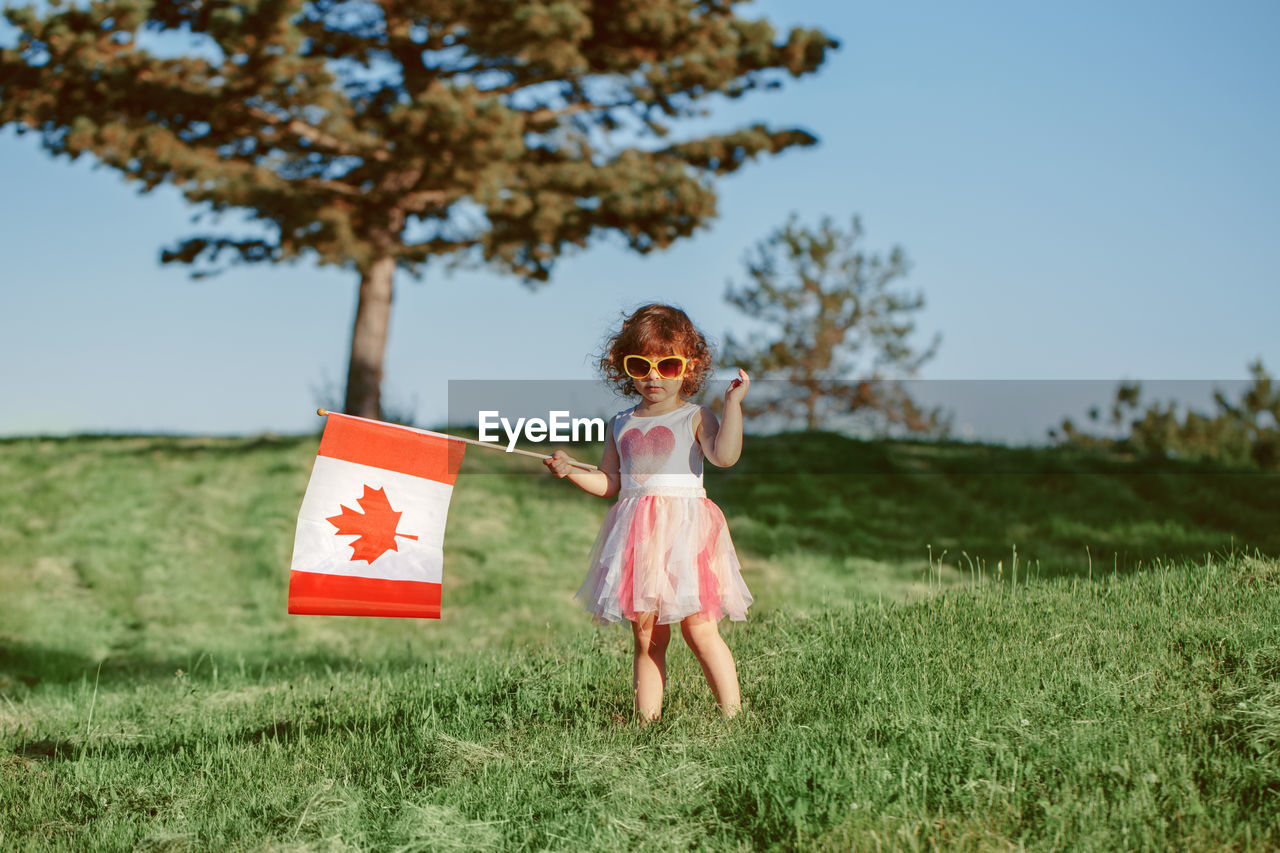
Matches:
[[544, 303, 753, 721]]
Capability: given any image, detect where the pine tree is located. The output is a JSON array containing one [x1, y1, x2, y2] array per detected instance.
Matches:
[[720, 214, 946, 434], [1, 0, 836, 417]]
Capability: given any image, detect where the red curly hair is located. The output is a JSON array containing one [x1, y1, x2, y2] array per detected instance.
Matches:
[[598, 303, 713, 399]]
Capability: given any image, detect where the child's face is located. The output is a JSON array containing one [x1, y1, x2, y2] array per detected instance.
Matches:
[[627, 350, 686, 406]]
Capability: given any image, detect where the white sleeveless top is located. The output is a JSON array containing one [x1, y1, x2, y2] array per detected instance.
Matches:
[[611, 402, 706, 499]]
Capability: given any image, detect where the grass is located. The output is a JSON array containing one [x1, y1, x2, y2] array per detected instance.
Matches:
[[1, 431, 1278, 850]]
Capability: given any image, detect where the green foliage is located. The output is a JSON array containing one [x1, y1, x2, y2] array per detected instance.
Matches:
[[0, 0, 835, 274], [1053, 360, 1280, 471], [2, 434, 1279, 848], [721, 215, 947, 435], [0, 0, 837, 416]]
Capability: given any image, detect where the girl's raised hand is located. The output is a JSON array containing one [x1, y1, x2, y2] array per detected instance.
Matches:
[[543, 449, 577, 478], [725, 368, 751, 405]]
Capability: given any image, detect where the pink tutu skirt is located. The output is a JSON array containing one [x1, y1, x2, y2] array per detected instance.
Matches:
[[575, 490, 753, 625]]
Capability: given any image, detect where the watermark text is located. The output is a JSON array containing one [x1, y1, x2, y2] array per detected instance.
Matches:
[[477, 410, 606, 451]]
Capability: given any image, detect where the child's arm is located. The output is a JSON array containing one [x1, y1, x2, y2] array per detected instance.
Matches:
[[697, 368, 750, 467], [543, 420, 621, 498]]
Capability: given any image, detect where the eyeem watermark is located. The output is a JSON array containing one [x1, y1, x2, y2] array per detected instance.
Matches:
[[477, 410, 606, 452]]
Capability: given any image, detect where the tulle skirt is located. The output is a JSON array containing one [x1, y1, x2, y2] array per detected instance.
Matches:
[[575, 489, 753, 625]]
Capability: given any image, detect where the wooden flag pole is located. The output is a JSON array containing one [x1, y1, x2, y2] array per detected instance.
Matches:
[[317, 409, 600, 471]]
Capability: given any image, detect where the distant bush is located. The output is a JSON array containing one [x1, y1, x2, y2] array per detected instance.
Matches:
[[1051, 359, 1280, 469]]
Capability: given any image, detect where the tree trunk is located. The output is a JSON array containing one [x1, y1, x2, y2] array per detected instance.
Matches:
[[343, 256, 396, 419]]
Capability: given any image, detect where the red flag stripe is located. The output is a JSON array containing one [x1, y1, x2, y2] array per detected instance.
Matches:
[[318, 415, 464, 484], [287, 571, 441, 619]]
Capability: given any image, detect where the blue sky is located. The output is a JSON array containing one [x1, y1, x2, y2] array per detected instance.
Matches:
[[2, 0, 1277, 439]]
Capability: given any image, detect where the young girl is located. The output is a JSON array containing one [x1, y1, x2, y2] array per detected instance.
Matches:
[[544, 303, 753, 721]]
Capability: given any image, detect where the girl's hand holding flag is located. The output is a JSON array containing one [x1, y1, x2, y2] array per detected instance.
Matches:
[[544, 450, 578, 479]]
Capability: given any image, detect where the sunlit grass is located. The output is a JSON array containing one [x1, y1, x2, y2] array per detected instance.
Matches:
[[1, 433, 1278, 849]]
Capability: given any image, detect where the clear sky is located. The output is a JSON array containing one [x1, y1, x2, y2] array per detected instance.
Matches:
[[2, 0, 1277, 440]]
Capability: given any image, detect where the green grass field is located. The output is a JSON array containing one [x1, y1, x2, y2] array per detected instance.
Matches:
[[2, 432, 1278, 850]]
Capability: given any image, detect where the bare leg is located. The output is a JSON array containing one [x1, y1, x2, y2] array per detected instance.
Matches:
[[631, 612, 670, 723], [680, 613, 741, 717]]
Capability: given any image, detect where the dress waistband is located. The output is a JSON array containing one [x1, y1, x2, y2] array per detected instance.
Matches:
[[619, 486, 707, 500]]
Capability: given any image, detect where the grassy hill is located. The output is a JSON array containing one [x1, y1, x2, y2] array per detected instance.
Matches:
[[1, 432, 1278, 850]]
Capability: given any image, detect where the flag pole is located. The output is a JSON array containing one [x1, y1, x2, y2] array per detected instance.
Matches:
[[317, 409, 600, 471]]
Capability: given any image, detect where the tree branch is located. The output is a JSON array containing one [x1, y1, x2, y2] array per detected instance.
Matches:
[[247, 106, 390, 162]]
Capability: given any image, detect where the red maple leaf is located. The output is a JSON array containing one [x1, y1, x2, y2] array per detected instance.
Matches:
[[327, 485, 418, 563]]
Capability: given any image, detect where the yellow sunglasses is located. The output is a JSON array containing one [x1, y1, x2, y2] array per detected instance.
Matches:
[[623, 354, 688, 380]]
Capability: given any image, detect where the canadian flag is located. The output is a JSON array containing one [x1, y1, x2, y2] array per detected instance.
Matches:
[[289, 413, 466, 618]]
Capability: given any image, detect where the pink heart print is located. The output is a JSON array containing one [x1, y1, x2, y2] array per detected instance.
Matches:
[[619, 427, 675, 483]]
